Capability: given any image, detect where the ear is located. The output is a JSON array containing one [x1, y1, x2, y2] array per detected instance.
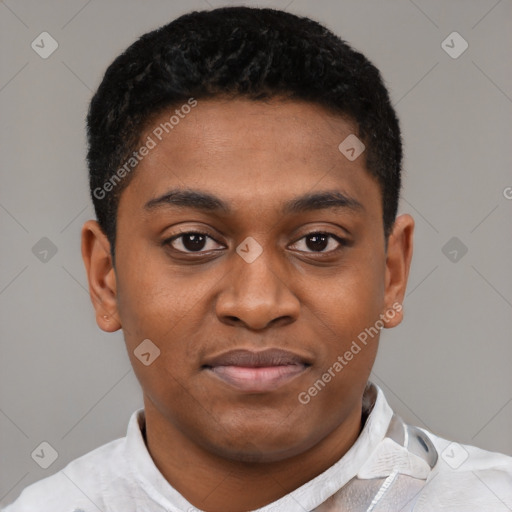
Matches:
[[382, 214, 414, 328], [81, 220, 121, 332]]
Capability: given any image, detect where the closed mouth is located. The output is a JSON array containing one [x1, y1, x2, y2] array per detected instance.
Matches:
[[202, 348, 311, 393]]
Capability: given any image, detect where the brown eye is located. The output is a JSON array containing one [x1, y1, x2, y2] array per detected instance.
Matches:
[[290, 232, 346, 253], [165, 232, 223, 253]]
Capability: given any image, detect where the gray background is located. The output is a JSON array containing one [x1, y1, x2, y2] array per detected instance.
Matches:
[[1, 0, 511, 506]]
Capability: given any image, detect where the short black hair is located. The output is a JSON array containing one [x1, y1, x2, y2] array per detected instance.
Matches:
[[86, 6, 402, 265]]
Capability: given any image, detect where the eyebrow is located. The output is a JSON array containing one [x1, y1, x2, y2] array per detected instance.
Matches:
[[144, 188, 364, 216]]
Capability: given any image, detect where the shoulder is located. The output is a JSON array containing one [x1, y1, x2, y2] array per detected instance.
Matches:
[[2, 437, 129, 512], [416, 429, 512, 511]]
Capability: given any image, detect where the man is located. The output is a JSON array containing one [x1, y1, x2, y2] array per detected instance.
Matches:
[[4, 6, 511, 512]]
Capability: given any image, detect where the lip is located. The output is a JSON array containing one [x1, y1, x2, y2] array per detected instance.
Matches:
[[202, 348, 311, 393]]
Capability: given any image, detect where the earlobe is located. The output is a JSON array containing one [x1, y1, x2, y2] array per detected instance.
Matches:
[[382, 214, 414, 329], [81, 220, 122, 332]]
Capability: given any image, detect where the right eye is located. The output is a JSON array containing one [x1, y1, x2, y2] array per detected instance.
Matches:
[[163, 231, 225, 254]]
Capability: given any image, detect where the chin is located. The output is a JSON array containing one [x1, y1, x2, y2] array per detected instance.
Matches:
[[214, 442, 305, 464], [203, 426, 315, 464]]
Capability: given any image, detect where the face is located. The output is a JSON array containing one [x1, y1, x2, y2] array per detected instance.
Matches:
[[82, 97, 413, 464]]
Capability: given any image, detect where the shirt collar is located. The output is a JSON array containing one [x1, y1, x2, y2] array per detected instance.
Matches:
[[124, 382, 394, 511]]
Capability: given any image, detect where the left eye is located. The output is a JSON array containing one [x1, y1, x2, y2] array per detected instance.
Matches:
[[289, 232, 345, 253], [164, 231, 345, 254]]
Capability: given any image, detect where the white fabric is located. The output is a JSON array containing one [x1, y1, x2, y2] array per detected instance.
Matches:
[[356, 438, 431, 480], [3, 384, 512, 512]]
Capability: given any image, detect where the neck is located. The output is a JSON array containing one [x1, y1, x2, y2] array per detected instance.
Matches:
[[143, 399, 364, 512]]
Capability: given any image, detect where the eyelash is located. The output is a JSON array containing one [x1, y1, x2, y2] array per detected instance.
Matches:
[[163, 230, 348, 256]]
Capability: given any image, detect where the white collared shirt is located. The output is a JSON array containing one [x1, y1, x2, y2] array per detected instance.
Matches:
[[3, 383, 512, 511]]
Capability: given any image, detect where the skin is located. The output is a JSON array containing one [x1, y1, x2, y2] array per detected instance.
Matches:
[[81, 97, 414, 512]]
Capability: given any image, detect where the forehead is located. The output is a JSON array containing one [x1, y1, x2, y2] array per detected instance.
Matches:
[[145, 98, 358, 170], [118, 98, 380, 219]]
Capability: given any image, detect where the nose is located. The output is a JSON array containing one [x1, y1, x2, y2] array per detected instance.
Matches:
[[215, 246, 300, 331]]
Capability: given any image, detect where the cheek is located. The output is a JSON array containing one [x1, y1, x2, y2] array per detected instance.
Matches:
[[115, 247, 190, 336], [304, 256, 384, 384], [114, 253, 215, 385], [316, 259, 385, 331]]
